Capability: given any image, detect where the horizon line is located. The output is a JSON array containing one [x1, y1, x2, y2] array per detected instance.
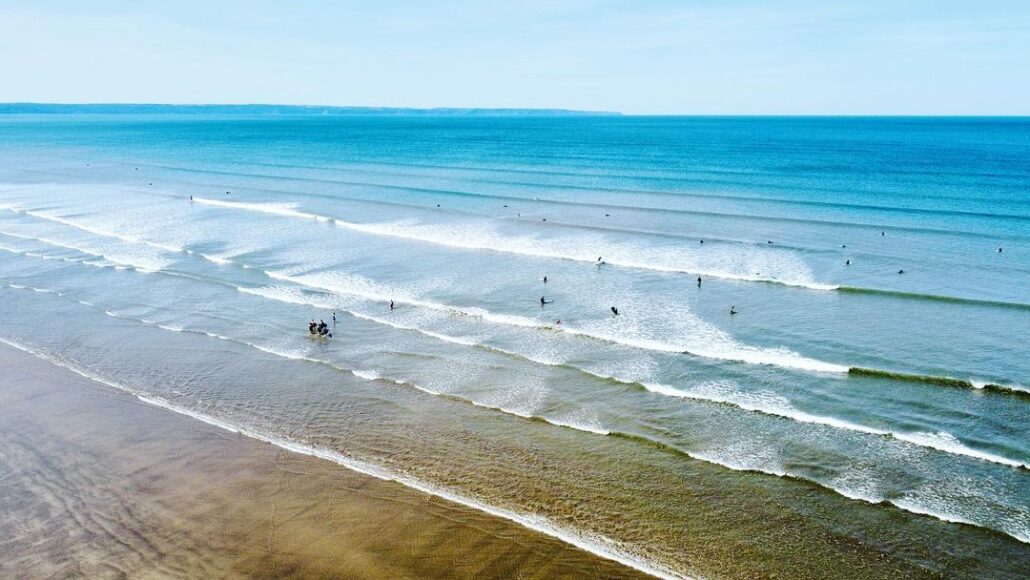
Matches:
[[2, 102, 1030, 118]]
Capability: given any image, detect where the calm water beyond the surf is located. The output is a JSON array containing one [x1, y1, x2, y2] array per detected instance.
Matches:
[[1, 115, 1027, 577]]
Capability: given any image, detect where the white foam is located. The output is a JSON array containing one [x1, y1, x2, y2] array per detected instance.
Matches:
[[193, 197, 333, 223], [0, 228, 169, 272], [199, 253, 233, 265], [193, 197, 837, 290], [22, 210, 185, 253], [253, 271, 847, 375], [892, 431, 1028, 470], [691, 445, 788, 478], [651, 382, 884, 435]]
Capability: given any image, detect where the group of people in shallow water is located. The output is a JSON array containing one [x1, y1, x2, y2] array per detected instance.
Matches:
[[308, 319, 332, 338]]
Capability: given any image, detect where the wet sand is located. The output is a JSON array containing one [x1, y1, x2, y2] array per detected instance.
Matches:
[[0, 343, 647, 579]]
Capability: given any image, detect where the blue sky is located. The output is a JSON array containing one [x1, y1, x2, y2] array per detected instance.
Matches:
[[1, 1, 1027, 114]]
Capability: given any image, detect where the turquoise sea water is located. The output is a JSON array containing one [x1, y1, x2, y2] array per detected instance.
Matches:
[[1, 115, 1027, 577]]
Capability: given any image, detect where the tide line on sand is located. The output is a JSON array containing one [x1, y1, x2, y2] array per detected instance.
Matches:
[[0, 336, 686, 580]]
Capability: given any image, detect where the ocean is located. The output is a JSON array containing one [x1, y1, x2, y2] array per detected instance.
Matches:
[[1, 114, 1027, 577]]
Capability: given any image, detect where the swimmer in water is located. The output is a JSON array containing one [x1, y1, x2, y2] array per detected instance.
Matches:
[[845, 259, 851, 265], [898, 269, 905, 274], [998, 247, 1003, 253], [542, 275, 547, 284], [610, 306, 619, 316]]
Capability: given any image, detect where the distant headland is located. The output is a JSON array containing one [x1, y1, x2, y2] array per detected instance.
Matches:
[[0, 103, 621, 116]]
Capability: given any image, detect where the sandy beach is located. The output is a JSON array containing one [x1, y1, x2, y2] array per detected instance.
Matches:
[[0, 343, 646, 579]]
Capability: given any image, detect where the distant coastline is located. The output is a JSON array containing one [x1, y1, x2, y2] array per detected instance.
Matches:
[[0, 103, 621, 116]]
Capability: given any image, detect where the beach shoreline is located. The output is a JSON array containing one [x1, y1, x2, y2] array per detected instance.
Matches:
[[0, 342, 647, 579]]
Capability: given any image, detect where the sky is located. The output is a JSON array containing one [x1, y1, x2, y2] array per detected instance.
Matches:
[[0, 0, 1028, 115]]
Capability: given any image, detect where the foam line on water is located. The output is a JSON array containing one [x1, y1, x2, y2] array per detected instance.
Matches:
[[20, 209, 186, 253], [11, 207, 248, 269], [191, 197, 837, 291], [257, 272, 847, 375], [0, 336, 684, 580], [642, 381, 1029, 470], [0, 228, 166, 272]]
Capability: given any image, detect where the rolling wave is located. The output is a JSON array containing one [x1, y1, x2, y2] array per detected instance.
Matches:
[[838, 286, 1030, 311], [640, 381, 1028, 469], [191, 197, 838, 291], [849, 367, 1029, 397]]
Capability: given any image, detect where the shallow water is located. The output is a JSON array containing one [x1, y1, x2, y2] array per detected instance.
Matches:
[[1, 115, 1028, 577]]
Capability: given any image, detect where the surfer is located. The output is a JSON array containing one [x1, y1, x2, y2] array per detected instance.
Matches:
[[998, 247, 1003, 253], [390, 300, 395, 311], [332, 312, 336, 325], [542, 275, 548, 284], [730, 306, 737, 315], [610, 306, 619, 316], [697, 276, 702, 287], [898, 269, 905, 274], [846, 259, 851, 265], [541, 296, 553, 306]]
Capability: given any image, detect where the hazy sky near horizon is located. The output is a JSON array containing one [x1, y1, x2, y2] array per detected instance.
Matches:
[[1, 1, 1028, 114]]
